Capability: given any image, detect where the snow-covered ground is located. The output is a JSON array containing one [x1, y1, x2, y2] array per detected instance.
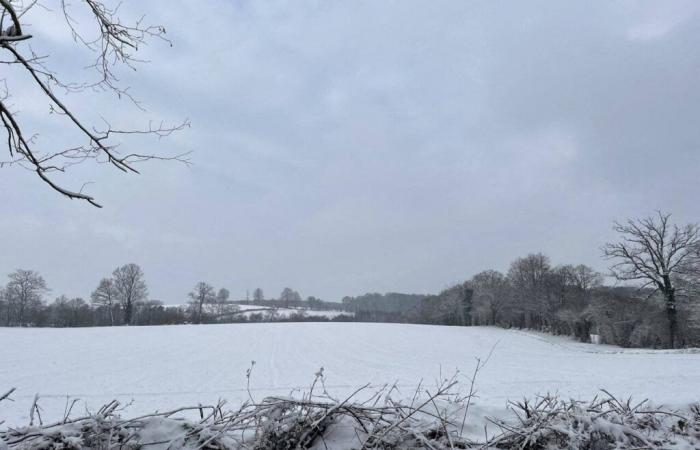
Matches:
[[1, 323, 698, 432], [170, 303, 351, 319], [233, 304, 351, 319]]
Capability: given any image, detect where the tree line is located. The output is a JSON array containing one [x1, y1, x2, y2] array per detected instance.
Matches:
[[344, 212, 700, 348], [2, 212, 699, 348], [0, 264, 346, 327]]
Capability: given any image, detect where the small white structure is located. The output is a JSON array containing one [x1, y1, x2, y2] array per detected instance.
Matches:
[[590, 334, 602, 345]]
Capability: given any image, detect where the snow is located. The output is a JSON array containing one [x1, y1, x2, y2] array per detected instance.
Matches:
[[1, 323, 698, 430], [233, 304, 351, 319], [171, 303, 351, 319], [234, 304, 270, 310]]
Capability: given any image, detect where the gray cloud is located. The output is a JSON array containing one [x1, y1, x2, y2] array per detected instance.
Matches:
[[3, 1, 700, 302]]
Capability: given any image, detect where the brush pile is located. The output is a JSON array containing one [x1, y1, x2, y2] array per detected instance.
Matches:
[[488, 392, 700, 449], [1, 379, 699, 449]]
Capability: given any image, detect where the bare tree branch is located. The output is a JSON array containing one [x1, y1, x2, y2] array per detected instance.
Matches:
[[0, 0, 189, 207]]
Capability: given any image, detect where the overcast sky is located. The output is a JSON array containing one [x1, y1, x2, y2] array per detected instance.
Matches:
[[2, 1, 700, 303]]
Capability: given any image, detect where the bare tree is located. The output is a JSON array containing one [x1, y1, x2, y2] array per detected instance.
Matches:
[[112, 263, 147, 325], [603, 212, 700, 347], [5, 269, 48, 325], [279, 287, 301, 308], [568, 264, 603, 293], [253, 287, 264, 302], [188, 281, 215, 324], [0, 0, 189, 207], [90, 277, 117, 325], [507, 253, 551, 328], [51, 295, 92, 327], [470, 270, 510, 325], [0, 286, 9, 325], [215, 287, 230, 315]]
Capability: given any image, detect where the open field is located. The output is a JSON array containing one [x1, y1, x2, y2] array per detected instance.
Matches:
[[233, 303, 351, 319], [1, 323, 699, 433]]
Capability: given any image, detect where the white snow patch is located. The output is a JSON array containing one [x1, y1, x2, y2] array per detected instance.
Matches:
[[0, 323, 698, 434]]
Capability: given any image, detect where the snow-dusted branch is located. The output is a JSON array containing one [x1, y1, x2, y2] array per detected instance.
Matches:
[[0, 0, 189, 207]]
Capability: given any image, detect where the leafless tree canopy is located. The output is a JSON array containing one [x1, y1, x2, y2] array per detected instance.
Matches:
[[2, 268, 48, 325], [603, 211, 700, 347], [470, 269, 510, 325], [0, 0, 189, 207], [90, 277, 116, 325], [188, 281, 215, 324], [604, 212, 700, 290], [111, 263, 147, 325]]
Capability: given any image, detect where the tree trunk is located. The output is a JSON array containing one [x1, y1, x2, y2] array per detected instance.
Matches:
[[461, 288, 472, 326], [663, 275, 679, 348], [665, 289, 679, 348], [18, 301, 25, 326], [124, 300, 133, 325]]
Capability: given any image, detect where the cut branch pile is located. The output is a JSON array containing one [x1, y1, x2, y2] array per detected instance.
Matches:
[[1, 382, 699, 449], [488, 391, 700, 449]]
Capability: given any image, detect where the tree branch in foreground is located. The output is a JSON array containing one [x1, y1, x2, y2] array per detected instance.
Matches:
[[1, 0, 189, 207]]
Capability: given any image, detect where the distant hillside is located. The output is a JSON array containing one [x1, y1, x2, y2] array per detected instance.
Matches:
[[340, 292, 427, 320]]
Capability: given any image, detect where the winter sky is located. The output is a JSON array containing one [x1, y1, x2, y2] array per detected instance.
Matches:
[[2, 1, 700, 303]]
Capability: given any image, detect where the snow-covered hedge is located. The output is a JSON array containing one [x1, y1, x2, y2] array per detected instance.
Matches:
[[2, 383, 698, 449]]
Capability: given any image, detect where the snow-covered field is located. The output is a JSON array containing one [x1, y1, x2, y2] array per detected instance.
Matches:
[[1, 323, 699, 430], [233, 304, 351, 319]]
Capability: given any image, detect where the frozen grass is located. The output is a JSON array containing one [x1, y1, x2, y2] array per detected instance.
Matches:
[[2, 381, 699, 449]]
